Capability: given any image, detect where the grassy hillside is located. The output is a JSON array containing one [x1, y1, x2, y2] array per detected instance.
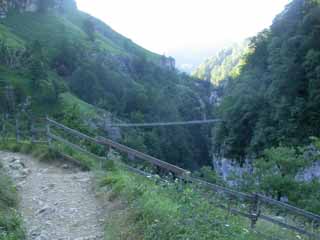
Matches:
[[98, 158, 306, 240], [0, 9, 149, 113], [1, 10, 160, 60], [0, 24, 24, 48], [0, 5, 213, 170]]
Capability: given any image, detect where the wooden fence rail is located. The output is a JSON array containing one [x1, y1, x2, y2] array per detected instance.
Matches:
[[47, 117, 189, 176], [1, 115, 320, 240], [257, 194, 320, 222], [45, 117, 320, 240]]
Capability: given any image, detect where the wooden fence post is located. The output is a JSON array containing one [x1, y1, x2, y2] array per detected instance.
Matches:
[[31, 121, 35, 144], [250, 193, 261, 229], [15, 116, 20, 143], [226, 196, 234, 220], [3, 114, 8, 141], [104, 145, 111, 170], [1, 115, 5, 141], [128, 152, 135, 161], [46, 116, 52, 147]]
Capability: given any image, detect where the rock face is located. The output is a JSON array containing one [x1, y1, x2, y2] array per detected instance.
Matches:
[[160, 55, 175, 71], [213, 156, 252, 185], [101, 115, 122, 141], [213, 156, 320, 185], [0, 0, 76, 18], [296, 161, 320, 182], [0, 0, 10, 18]]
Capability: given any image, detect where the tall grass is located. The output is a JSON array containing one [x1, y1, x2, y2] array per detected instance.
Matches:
[[0, 163, 25, 240], [0, 140, 311, 239], [99, 168, 263, 240], [98, 159, 313, 240]]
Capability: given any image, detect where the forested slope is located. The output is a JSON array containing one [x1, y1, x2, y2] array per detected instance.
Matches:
[[189, 0, 320, 212], [0, 0, 212, 170], [213, 0, 320, 160], [192, 41, 249, 86]]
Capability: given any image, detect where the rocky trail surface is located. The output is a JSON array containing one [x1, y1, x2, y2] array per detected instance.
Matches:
[[0, 151, 105, 240]]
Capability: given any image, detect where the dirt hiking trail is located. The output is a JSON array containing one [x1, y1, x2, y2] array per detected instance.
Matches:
[[0, 151, 105, 240]]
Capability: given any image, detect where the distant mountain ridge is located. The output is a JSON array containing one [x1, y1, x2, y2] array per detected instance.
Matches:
[[192, 41, 250, 86]]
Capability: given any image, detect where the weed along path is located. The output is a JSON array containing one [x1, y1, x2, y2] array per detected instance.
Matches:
[[0, 151, 105, 240]]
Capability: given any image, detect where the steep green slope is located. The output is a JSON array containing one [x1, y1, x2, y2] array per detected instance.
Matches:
[[213, 0, 320, 159], [0, 24, 24, 47], [0, 2, 212, 170], [1, 10, 160, 60], [193, 42, 250, 86], [192, 0, 320, 214]]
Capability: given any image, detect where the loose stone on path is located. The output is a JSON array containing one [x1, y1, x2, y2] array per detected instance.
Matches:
[[0, 151, 105, 240]]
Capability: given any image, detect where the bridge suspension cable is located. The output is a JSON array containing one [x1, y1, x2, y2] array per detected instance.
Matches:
[[104, 119, 222, 128]]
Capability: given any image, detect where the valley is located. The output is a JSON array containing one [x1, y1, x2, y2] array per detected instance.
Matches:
[[0, 0, 320, 239]]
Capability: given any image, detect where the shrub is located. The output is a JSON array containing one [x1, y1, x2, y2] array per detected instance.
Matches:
[[0, 170, 25, 239]]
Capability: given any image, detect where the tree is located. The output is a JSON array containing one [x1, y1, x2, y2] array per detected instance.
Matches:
[[213, 0, 320, 159], [38, 0, 53, 13], [29, 58, 47, 89], [83, 19, 95, 41], [27, 41, 48, 89], [70, 67, 101, 104], [53, 36, 83, 76], [254, 147, 306, 201]]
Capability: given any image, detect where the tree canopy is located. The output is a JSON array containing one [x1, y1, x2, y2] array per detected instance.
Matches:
[[213, 0, 320, 160]]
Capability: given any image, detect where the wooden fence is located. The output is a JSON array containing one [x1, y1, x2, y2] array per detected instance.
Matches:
[[0, 114, 46, 144], [1, 114, 319, 240]]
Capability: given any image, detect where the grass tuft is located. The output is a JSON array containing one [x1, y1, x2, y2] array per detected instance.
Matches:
[[0, 161, 25, 240]]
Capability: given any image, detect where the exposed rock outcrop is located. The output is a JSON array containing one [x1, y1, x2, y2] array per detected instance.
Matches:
[[160, 55, 175, 71], [296, 161, 320, 182], [212, 156, 252, 185], [98, 112, 122, 141], [0, 0, 76, 18], [213, 155, 320, 185]]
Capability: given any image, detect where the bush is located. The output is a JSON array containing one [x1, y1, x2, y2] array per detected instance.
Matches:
[[0, 170, 25, 239], [254, 145, 320, 213]]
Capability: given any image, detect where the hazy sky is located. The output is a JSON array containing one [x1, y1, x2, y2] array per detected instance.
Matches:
[[76, 0, 290, 71]]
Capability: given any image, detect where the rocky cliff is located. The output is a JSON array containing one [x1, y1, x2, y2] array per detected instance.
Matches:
[[160, 55, 175, 71], [0, 0, 76, 18]]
